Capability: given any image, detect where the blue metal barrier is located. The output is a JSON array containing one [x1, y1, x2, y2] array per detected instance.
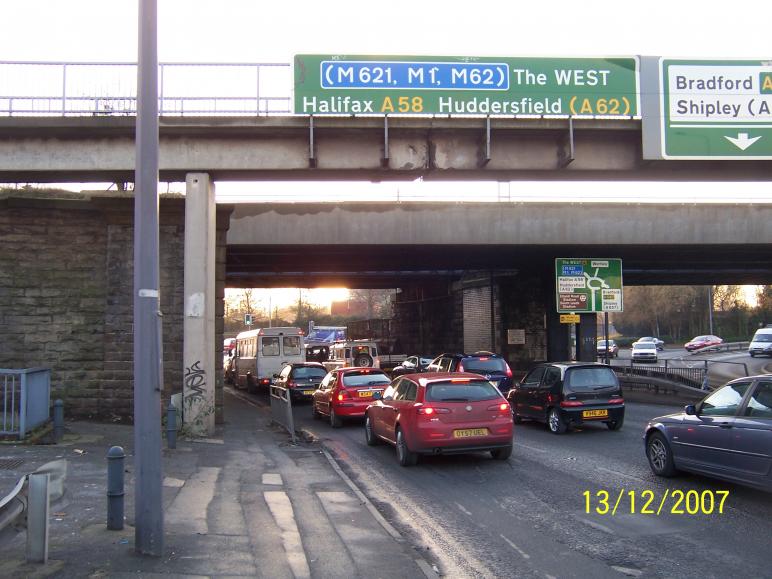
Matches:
[[0, 368, 51, 439]]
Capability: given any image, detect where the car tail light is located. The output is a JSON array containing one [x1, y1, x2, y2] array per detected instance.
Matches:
[[457, 362, 465, 372], [608, 398, 624, 404], [287, 380, 297, 388], [259, 378, 270, 385], [505, 363, 513, 378], [478, 357, 489, 361], [337, 389, 351, 401], [450, 378, 472, 383], [560, 400, 584, 407], [417, 406, 450, 415], [487, 403, 510, 412]]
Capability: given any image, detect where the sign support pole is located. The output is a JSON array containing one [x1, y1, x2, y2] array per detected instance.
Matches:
[[604, 312, 610, 365]]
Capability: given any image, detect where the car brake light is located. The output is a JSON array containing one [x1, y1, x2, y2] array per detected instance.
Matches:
[[608, 398, 624, 404], [450, 378, 472, 383], [478, 357, 489, 361], [337, 389, 351, 401], [505, 363, 513, 378], [560, 400, 584, 407], [417, 406, 450, 415], [487, 403, 510, 412], [287, 381, 296, 388], [457, 362, 465, 372]]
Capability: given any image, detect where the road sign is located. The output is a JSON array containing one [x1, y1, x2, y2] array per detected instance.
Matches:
[[556, 259, 623, 313], [560, 314, 581, 324], [244, 313, 253, 326], [295, 55, 639, 117], [659, 59, 772, 159]]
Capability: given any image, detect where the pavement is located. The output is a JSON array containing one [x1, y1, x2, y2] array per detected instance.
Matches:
[[0, 389, 435, 578]]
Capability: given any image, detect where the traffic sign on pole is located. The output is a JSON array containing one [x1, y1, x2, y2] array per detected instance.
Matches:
[[555, 258, 623, 313], [658, 59, 772, 159]]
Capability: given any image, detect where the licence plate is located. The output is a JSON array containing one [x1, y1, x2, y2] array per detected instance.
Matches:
[[303, 390, 315, 395], [358, 390, 374, 398], [453, 428, 489, 438], [582, 409, 608, 419]]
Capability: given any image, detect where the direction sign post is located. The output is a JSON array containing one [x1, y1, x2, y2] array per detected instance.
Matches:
[[656, 59, 772, 159], [555, 258, 623, 314], [295, 55, 639, 118]]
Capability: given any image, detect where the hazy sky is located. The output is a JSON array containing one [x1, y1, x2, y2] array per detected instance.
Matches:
[[2, 0, 771, 204]]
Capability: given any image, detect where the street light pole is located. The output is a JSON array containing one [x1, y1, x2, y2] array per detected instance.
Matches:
[[708, 286, 714, 335], [134, 0, 163, 557]]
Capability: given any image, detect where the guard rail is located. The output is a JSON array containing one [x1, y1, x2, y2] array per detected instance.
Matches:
[[269, 384, 296, 443]]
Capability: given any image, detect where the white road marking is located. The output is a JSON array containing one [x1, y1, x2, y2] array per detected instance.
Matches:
[[612, 565, 644, 576], [262, 473, 283, 485], [162, 476, 185, 488], [500, 534, 530, 559], [456, 502, 473, 516], [264, 490, 311, 579]]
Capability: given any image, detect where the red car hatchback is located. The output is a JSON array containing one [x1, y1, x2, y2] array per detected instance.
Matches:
[[364, 372, 514, 466], [312, 367, 391, 428]]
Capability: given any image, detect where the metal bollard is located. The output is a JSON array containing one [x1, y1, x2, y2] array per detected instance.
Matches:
[[53, 399, 64, 442], [106, 446, 125, 530], [166, 402, 177, 449]]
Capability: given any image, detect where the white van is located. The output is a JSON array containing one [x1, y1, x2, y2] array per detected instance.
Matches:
[[235, 327, 306, 393], [748, 326, 772, 357]]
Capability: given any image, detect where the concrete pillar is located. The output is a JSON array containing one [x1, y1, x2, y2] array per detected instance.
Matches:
[[576, 313, 598, 362], [183, 173, 216, 436]]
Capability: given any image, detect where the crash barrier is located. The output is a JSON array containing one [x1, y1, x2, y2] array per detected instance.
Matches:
[[611, 361, 706, 389], [0, 459, 67, 563], [0, 368, 51, 439], [687, 341, 749, 355], [618, 375, 706, 403], [269, 384, 297, 443]]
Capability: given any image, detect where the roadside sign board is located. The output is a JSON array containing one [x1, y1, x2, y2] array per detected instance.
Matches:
[[659, 59, 772, 159], [556, 258, 623, 313], [560, 314, 581, 324], [295, 55, 639, 117]]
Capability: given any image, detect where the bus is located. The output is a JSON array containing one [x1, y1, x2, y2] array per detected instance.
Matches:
[[234, 327, 305, 393]]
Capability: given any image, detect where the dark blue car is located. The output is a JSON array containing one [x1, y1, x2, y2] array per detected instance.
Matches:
[[427, 352, 514, 394], [645, 375, 772, 492]]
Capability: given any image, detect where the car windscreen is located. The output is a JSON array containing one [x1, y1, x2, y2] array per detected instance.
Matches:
[[425, 380, 501, 402], [565, 367, 619, 391], [752, 333, 772, 343], [462, 358, 507, 373], [292, 367, 327, 379], [342, 372, 390, 387], [634, 344, 656, 351]]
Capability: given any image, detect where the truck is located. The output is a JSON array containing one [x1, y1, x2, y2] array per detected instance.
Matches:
[[346, 318, 407, 371]]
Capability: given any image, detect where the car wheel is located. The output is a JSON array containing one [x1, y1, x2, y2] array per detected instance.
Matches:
[[330, 408, 343, 429], [396, 427, 418, 466], [647, 432, 677, 477], [365, 414, 380, 446], [750, 352, 755, 358], [547, 408, 567, 434], [490, 446, 512, 460], [354, 354, 373, 367], [606, 416, 624, 431], [246, 375, 256, 394], [513, 412, 524, 424]]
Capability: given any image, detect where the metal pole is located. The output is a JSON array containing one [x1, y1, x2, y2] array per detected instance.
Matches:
[[604, 312, 610, 365], [166, 402, 177, 449], [107, 446, 125, 530], [53, 399, 64, 442], [708, 286, 714, 335], [134, 0, 163, 557]]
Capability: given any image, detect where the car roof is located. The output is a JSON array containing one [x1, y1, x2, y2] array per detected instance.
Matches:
[[290, 362, 325, 368], [409, 371, 494, 385], [335, 367, 387, 374], [726, 374, 772, 384], [538, 361, 613, 369]]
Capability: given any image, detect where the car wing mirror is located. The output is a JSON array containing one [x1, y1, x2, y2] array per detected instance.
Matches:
[[684, 404, 697, 415]]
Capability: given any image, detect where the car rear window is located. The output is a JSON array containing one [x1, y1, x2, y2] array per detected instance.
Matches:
[[342, 372, 390, 387], [565, 367, 619, 392], [292, 367, 327, 379], [462, 358, 506, 373], [425, 380, 501, 402]]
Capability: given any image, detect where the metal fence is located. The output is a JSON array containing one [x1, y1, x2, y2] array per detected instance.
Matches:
[[0, 61, 292, 116], [269, 384, 296, 443], [1, 368, 51, 439], [611, 361, 706, 389]]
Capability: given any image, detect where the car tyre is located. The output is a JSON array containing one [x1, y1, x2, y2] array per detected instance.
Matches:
[[396, 427, 418, 466], [647, 432, 677, 477], [547, 408, 568, 434], [246, 375, 256, 394], [365, 414, 380, 446], [606, 416, 624, 431], [513, 412, 524, 424], [491, 446, 512, 460], [330, 407, 343, 429], [749, 352, 755, 358]]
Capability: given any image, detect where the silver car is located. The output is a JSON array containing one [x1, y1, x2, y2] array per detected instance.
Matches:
[[645, 375, 772, 491]]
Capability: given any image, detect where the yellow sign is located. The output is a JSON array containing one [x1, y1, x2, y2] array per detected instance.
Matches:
[[560, 314, 581, 324]]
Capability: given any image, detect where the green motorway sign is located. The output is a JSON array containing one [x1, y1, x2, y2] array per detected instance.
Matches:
[[660, 59, 772, 159], [295, 55, 639, 117], [555, 259, 623, 314]]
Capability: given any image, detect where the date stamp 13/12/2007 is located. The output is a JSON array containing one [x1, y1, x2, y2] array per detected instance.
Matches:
[[583, 489, 729, 516]]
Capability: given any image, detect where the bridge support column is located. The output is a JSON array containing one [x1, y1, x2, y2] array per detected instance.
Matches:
[[183, 173, 216, 436], [576, 313, 598, 362]]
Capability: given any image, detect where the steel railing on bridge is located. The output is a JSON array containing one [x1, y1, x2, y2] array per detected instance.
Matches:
[[0, 61, 291, 116], [1, 368, 51, 439]]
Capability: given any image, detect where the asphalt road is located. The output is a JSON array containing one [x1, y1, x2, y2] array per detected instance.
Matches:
[[286, 399, 772, 579]]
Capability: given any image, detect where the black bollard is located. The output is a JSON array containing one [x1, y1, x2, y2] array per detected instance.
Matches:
[[166, 402, 177, 449], [106, 446, 125, 530], [53, 399, 64, 442]]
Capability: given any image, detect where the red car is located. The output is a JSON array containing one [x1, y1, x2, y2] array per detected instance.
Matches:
[[684, 335, 723, 352], [312, 367, 391, 428], [364, 372, 514, 466]]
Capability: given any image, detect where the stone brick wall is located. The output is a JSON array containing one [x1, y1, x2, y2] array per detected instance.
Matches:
[[393, 282, 463, 356], [0, 192, 231, 423]]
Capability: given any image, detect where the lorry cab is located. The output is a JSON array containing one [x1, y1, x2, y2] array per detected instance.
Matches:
[[235, 327, 305, 393]]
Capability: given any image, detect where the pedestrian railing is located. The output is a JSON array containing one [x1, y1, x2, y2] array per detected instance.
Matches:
[[1, 368, 51, 439], [0, 459, 67, 563], [269, 384, 296, 443]]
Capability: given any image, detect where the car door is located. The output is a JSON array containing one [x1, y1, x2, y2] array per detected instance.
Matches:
[[730, 380, 772, 481], [371, 381, 397, 437], [381, 379, 410, 443], [513, 366, 546, 418], [317, 373, 337, 415], [537, 366, 562, 419], [673, 381, 752, 474]]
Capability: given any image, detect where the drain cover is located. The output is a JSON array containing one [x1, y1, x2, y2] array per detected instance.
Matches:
[[0, 458, 25, 470]]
